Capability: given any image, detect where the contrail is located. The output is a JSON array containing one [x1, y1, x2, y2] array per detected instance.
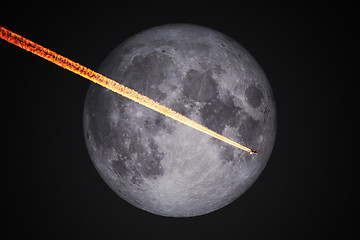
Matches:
[[0, 26, 257, 155]]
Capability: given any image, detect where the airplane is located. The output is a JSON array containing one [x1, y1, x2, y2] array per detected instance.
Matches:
[[250, 150, 258, 155]]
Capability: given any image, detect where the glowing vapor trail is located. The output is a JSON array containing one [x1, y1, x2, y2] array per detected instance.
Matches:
[[0, 26, 257, 155]]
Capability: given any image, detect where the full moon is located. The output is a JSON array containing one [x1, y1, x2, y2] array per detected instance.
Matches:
[[83, 24, 276, 217]]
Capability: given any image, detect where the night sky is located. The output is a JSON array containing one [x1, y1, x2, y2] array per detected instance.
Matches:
[[2, 4, 353, 239]]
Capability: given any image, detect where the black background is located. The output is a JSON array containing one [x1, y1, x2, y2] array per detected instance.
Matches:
[[1, 4, 353, 239]]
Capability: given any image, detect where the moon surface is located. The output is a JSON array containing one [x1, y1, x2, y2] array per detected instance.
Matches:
[[83, 24, 276, 217]]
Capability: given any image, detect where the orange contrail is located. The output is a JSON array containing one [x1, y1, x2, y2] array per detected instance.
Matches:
[[0, 26, 257, 155]]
